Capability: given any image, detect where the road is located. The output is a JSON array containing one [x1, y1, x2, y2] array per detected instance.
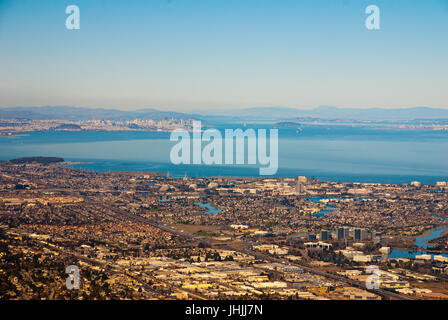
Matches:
[[84, 195, 411, 300], [20, 188, 411, 300]]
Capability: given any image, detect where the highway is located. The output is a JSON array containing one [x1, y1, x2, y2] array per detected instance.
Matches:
[[17, 188, 412, 300], [84, 196, 411, 300]]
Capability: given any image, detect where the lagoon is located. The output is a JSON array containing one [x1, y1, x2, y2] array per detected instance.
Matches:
[[306, 197, 340, 217], [389, 227, 448, 259], [195, 202, 222, 215]]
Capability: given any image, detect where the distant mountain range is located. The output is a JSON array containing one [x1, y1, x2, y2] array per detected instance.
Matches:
[[196, 106, 448, 121], [0, 106, 196, 121], [1, 105, 448, 121]]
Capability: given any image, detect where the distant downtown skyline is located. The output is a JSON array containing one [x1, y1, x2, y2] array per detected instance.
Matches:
[[1, 0, 447, 111]]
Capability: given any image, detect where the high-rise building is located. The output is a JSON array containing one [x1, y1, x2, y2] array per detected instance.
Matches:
[[320, 230, 329, 241], [337, 227, 349, 240], [355, 228, 369, 241], [296, 176, 307, 194], [361, 229, 369, 241]]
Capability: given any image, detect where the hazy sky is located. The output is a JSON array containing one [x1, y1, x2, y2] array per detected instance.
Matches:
[[0, 0, 447, 111]]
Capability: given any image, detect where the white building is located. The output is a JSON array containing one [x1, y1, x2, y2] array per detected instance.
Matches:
[[298, 176, 307, 184], [230, 224, 249, 230], [353, 254, 372, 263], [304, 241, 332, 250], [415, 254, 432, 261], [434, 255, 448, 263]]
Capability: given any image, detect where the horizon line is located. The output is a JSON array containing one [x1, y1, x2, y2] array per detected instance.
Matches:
[[1, 105, 447, 113]]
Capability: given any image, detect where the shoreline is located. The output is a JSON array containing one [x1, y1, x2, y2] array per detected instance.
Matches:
[[2, 158, 446, 185], [2, 120, 448, 135], [62, 161, 448, 185]]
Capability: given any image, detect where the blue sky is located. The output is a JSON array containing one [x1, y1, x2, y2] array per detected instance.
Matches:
[[0, 0, 447, 111]]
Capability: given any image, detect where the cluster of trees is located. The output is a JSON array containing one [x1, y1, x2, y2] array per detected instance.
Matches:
[[9, 157, 64, 165]]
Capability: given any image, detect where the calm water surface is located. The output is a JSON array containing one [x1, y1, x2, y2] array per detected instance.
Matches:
[[1, 125, 447, 183]]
